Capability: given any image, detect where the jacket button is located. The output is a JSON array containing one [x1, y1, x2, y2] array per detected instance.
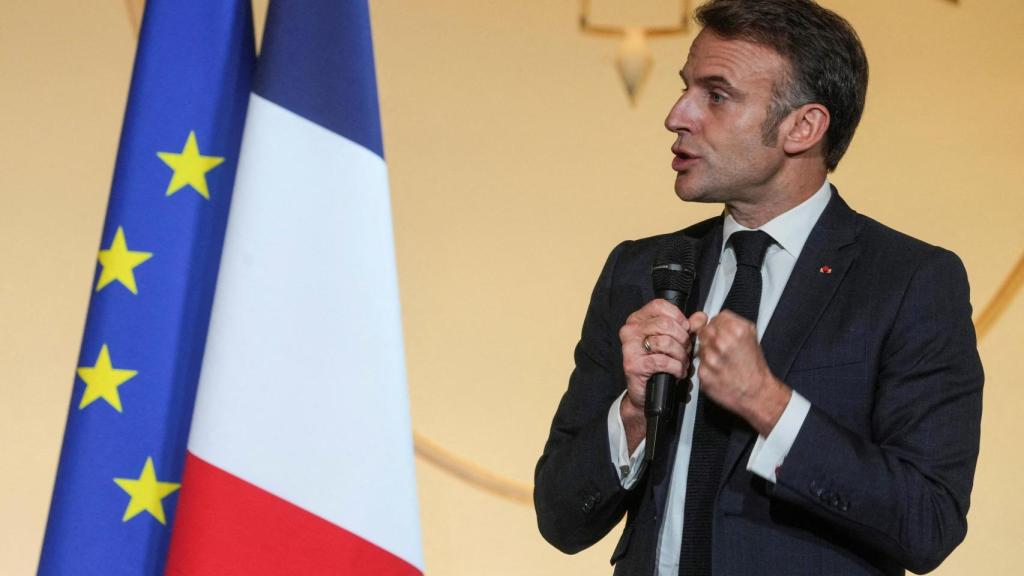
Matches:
[[809, 481, 824, 498], [581, 493, 599, 514], [839, 499, 850, 512], [830, 494, 841, 508]]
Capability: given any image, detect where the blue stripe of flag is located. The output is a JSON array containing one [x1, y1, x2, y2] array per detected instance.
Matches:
[[255, 0, 385, 158]]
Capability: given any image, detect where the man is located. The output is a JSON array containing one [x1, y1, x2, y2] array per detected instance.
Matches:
[[533, 1, 983, 575]]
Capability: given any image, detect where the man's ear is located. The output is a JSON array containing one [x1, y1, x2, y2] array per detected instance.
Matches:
[[782, 103, 830, 156]]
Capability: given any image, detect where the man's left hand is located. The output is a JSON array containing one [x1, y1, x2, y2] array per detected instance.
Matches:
[[691, 310, 792, 436]]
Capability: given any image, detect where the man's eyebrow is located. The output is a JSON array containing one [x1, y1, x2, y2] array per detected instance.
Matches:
[[677, 71, 735, 90], [695, 75, 735, 89]]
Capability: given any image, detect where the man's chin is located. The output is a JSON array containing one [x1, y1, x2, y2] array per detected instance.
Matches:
[[673, 174, 716, 203]]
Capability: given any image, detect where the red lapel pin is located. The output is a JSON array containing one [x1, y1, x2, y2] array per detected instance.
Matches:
[[819, 265, 833, 274]]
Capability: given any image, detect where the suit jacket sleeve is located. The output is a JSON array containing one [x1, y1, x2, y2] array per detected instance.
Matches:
[[534, 240, 645, 554], [771, 246, 983, 574]]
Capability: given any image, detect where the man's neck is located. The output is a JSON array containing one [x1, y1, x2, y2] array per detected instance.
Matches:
[[725, 168, 828, 229]]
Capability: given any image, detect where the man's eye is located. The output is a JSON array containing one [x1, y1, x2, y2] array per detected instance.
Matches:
[[709, 92, 726, 103]]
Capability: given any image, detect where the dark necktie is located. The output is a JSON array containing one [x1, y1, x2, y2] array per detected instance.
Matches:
[[680, 229, 774, 575]]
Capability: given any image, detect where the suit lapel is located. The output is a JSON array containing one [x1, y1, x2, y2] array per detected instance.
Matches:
[[720, 191, 862, 482], [695, 225, 724, 314], [761, 192, 860, 379]]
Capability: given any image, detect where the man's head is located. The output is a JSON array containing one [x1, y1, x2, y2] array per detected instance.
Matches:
[[695, 0, 868, 172]]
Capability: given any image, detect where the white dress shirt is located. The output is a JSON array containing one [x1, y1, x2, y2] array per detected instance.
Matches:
[[607, 180, 832, 575]]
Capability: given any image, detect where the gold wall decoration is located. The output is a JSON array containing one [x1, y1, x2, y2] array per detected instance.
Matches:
[[414, 432, 533, 504], [975, 252, 1024, 342], [578, 0, 691, 105]]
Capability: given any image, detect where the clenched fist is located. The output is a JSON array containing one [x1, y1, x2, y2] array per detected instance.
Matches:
[[694, 309, 791, 436]]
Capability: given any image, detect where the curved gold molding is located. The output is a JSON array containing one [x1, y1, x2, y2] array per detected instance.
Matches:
[[413, 432, 533, 505], [414, 250, 1024, 506], [975, 251, 1024, 342]]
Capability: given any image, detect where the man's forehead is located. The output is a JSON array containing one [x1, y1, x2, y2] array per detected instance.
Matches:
[[679, 31, 786, 85]]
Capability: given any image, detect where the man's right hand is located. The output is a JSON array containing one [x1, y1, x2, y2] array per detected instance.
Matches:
[[618, 299, 700, 453]]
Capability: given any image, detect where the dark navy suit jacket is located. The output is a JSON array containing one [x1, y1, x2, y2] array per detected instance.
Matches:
[[534, 192, 983, 575]]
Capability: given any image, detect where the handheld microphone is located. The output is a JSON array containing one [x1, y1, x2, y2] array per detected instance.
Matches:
[[644, 237, 696, 462]]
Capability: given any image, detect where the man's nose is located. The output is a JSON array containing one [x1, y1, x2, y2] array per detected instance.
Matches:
[[664, 93, 695, 133]]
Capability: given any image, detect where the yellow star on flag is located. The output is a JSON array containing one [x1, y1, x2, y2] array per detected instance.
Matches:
[[157, 130, 225, 199], [113, 457, 181, 524], [77, 344, 137, 412], [96, 226, 153, 294]]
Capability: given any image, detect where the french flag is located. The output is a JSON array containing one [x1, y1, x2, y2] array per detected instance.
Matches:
[[165, 2, 423, 574]]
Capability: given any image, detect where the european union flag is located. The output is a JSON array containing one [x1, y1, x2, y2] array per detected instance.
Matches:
[[39, 1, 255, 573]]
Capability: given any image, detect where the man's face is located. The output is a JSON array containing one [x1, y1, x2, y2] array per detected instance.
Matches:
[[665, 30, 791, 205]]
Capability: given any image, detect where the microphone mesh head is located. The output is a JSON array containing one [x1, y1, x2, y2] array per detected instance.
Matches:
[[652, 236, 696, 293]]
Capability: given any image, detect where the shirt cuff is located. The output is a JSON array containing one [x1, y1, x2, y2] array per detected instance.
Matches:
[[608, 391, 646, 488], [746, 390, 811, 483]]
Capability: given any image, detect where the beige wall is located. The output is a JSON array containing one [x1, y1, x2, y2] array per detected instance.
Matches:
[[2, 0, 1022, 574]]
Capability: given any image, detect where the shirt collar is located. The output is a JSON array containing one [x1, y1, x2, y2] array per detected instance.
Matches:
[[721, 179, 832, 259]]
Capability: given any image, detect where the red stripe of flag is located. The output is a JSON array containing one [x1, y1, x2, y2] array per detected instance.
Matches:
[[166, 453, 421, 575]]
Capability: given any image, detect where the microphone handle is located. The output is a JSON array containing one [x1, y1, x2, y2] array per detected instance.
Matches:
[[644, 372, 677, 462], [656, 288, 685, 309], [643, 287, 688, 462]]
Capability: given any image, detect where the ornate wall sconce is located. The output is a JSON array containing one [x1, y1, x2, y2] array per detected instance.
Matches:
[[579, 0, 692, 105]]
